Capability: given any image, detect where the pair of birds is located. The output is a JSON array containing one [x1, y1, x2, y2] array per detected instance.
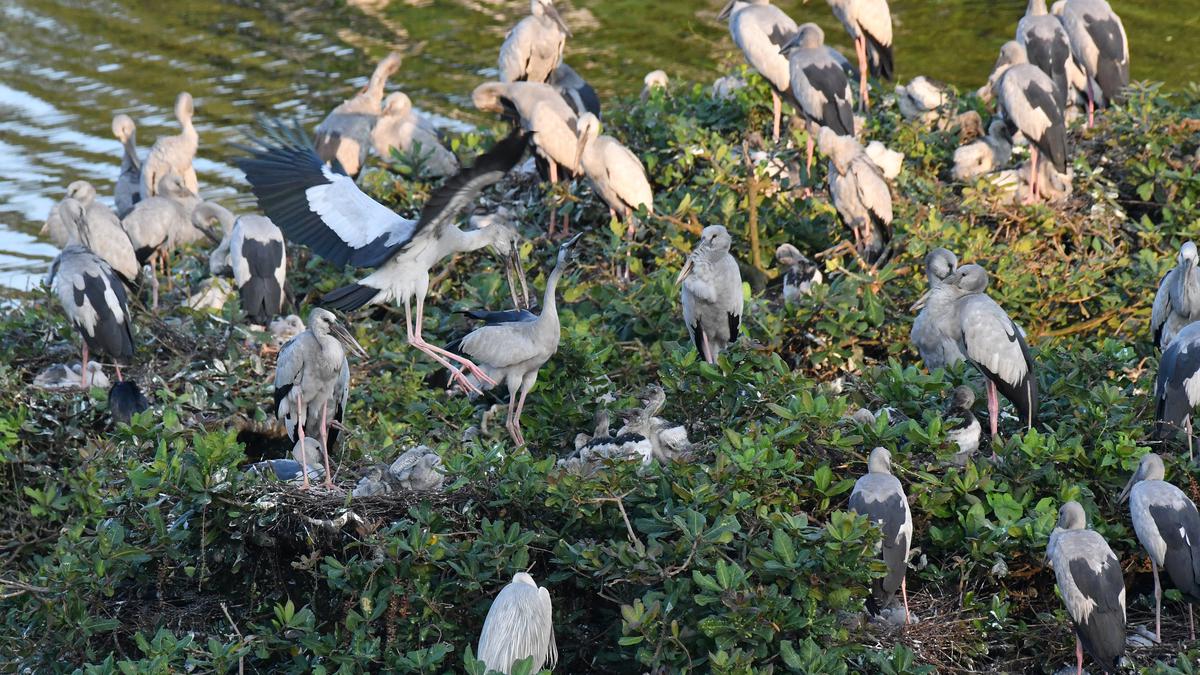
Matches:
[[109, 91, 200, 216]]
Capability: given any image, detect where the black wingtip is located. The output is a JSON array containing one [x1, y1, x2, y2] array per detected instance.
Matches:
[[322, 283, 380, 312], [865, 32, 894, 81]]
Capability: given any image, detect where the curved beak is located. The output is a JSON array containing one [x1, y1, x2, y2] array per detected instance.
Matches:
[[331, 320, 368, 359], [717, 0, 736, 21], [507, 246, 531, 309], [675, 257, 695, 286], [910, 290, 931, 312], [545, 4, 571, 37], [1117, 472, 1138, 504]]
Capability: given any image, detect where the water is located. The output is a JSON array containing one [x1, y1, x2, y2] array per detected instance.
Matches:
[[1, 0, 1196, 292]]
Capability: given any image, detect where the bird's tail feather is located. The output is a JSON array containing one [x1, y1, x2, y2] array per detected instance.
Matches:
[[322, 283, 380, 312]]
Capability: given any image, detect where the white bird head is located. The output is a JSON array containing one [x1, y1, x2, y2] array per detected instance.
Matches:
[[308, 308, 369, 359], [1179, 241, 1198, 267], [66, 180, 96, 205], [112, 114, 136, 143], [572, 113, 601, 169], [643, 69, 669, 90], [1119, 453, 1166, 502], [157, 173, 194, 200], [382, 92, 413, 118], [1055, 501, 1087, 531], [925, 247, 958, 284], [471, 82, 508, 114], [373, 52, 404, 82], [775, 243, 803, 266], [174, 92, 194, 124], [532, 0, 571, 37], [867, 447, 893, 475]]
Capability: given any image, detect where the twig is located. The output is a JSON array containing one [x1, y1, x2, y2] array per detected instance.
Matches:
[[0, 577, 51, 599], [742, 139, 763, 271], [220, 601, 247, 675], [592, 492, 643, 550]]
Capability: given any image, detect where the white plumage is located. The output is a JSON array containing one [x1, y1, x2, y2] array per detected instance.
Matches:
[[477, 572, 557, 675], [679, 225, 744, 364], [498, 0, 571, 85], [141, 92, 199, 197]]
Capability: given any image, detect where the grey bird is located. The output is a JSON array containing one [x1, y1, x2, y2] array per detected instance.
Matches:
[[314, 52, 403, 177], [718, 0, 800, 142], [450, 233, 582, 447], [239, 124, 530, 395], [919, 264, 1037, 444], [550, 63, 601, 118], [849, 447, 912, 622], [572, 113, 653, 244], [1151, 241, 1200, 350], [498, 0, 571, 85], [473, 81, 579, 236], [818, 128, 892, 265], [826, 0, 893, 110], [141, 92, 199, 197], [49, 183, 139, 284], [1154, 320, 1200, 456], [678, 225, 744, 364], [896, 76, 949, 124], [371, 92, 459, 178], [273, 308, 367, 490], [477, 572, 557, 675], [910, 247, 964, 369], [775, 243, 823, 303], [945, 386, 981, 466], [780, 24, 855, 174], [47, 208, 135, 387], [1053, 0, 1128, 127], [1118, 452, 1200, 642], [192, 201, 235, 277], [1017, 0, 1073, 113], [389, 446, 445, 491], [952, 120, 1013, 182], [1046, 501, 1126, 675], [991, 42, 1068, 203], [112, 114, 143, 218]]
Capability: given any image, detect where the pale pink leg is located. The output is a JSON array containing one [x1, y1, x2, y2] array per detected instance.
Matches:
[[320, 401, 334, 489], [1190, 604, 1195, 641], [701, 330, 715, 365], [412, 294, 497, 387], [857, 37, 870, 112], [1152, 557, 1162, 642], [805, 129, 814, 177], [115, 365, 123, 382], [901, 575, 910, 625], [404, 298, 482, 395], [771, 89, 782, 143], [512, 385, 531, 447], [1027, 146, 1040, 204], [80, 342, 89, 388], [987, 381, 1000, 460], [1075, 635, 1083, 675], [1086, 81, 1095, 128], [296, 390, 310, 490]]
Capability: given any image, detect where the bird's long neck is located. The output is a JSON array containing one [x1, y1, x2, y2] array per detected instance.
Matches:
[[445, 226, 497, 256], [123, 134, 141, 171], [536, 259, 567, 327], [1026, 0, 1048, 16], [365, 67, 392, 104], [1175, 265, 1200, 315]]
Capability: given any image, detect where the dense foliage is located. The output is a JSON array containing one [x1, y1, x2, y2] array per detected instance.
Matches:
[[3, 68, 1200, 673]]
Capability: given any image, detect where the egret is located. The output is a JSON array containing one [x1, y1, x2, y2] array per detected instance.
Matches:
[[678, 225, 744, 365], [273, 308, 366, 490], [1119, 452, 1200, 642], [1046, 501, 1126, 675]]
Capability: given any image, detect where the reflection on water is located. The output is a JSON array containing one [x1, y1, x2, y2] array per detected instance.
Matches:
[[0, 0, 1196, 292]]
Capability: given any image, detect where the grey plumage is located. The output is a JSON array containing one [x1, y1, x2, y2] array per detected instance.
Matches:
[[775, 243, 822, 303], [193, 201, 235, 277], [453, 234, 581, 447], [994, 43, 1068, 194], [230, 214, 286, 325], [1047, 501, 1126, 674], [1151, 241, 1200, 350], [911, 247, 964, 369], [54, 184, 139, 283], [572, 113, 653, 238], [952, 120, 1013, 182], [112, 114, 143, 218], [314, 53, 402, 177], [477, 572, 557, 675], [849, 447, 912, 618], [826, 0, 893, 110], [141, 92, 199, 197], [122, 173, 203, 263], [719, 0, 800, 141], [1017, 0, 1073, 112], [1055, 0, 1129, 117], [945, 386, 981, 466], [1154, 320, 1200, 453], [498, 0, 571, 85], [550, 63, 600, 118], [273, 308, 366, 489], [678, 225, 744, 364], [819, 128, 892, 265], [1119, 452, 1200, 642], [780, 24, 855, 138]]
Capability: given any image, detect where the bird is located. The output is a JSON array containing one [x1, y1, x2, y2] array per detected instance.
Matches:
[[192, 201, 236, 277], [678, 225, 744, 365], [477, 572, 557, 675], [47, 208, 135, 388], [1150, 241, 1200, 350], [616, 385, 691, 464], [896, 76, 949, 124], [1154, 320, 1200, 456], [849, 447, 912, 622], [109, 380, 150, 425], [1053, 0, 1129, 127], [42, 180, 122, 248], [141, 92, 199, 197], [498, 0, 571, 85], [389, 446, 445, 491], [449, 233, 582, 447], [919, 264, 1037, 443], [945, 386, 981, 466], [550, 63, 601, 118], [774, 243, 822, 303], [864, 140, 904, 181], [121, 173, 203, 305], [57, 196, 139, 286], [229, 212, 287, 325], [273, 308, 367, 490], [473, 81, 579, 236], [818, 128, 892, 265], [314, 52, 402, 177], [910, 247, 964, 369], [952, 120, 1014, 181], [1017, 0, 1073, 113], [237, 122, 530, 395], [779, 23, 855, 173], [826, 0, 893, 111], [371, 92, 459, 178], [112, 113, 143, 218], [572, 113, 653, 245], [1046, 501, 1126, 675], [990, 42, 1067, 203], [718, 0, 800, 143], [1118, 452, 1200, 643], [641, 69, 669, 102]]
